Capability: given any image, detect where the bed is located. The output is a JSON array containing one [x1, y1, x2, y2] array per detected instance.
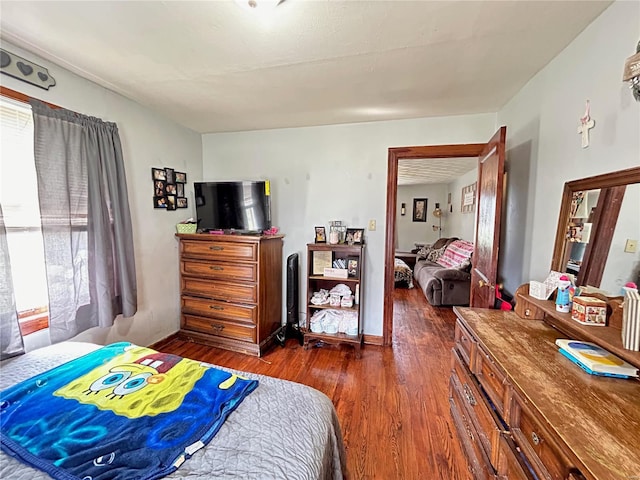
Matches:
[[394, 258, 414, 288], [0, 342, 346, 480]]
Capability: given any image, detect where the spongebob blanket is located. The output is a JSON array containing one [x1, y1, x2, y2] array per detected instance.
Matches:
[[0, 342, 258, 480]]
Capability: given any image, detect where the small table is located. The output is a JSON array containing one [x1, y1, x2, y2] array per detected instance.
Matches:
[[395, 251, 419, 270]]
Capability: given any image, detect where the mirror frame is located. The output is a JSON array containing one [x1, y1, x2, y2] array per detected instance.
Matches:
[[551, 166, 640, 287]]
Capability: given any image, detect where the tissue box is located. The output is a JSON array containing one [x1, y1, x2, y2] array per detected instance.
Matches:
[[571, 296, 607, 326], [530, 281, 553, 300], [622, 290, 640, 351]]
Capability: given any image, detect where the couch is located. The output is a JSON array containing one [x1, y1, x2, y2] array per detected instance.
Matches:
[[412, 237, 474, 306]]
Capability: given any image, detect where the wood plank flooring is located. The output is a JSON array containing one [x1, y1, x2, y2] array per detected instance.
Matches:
[[154, 286, 472, 479]]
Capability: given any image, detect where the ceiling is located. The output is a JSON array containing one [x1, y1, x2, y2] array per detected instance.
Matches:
[[398, 157, 477, 186], [0, 1, 611, 134]]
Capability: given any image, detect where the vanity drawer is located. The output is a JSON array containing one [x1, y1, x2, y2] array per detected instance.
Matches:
[[181, 314, 256, 343], [451, 348, 500, 459], [181, 296, 257, 324], [181, 259, 257, 282], [475, 344, 508, 416], [455, 319, 476, 367], [494, 434, 535, 480], [181, 277, 257, 303], [181, 240, 257, 262], [510, 393, 576, 480]]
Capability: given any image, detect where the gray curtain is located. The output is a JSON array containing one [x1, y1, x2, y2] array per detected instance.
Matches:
[[30, 100, 137, 343], [0, 203, 25, 359]]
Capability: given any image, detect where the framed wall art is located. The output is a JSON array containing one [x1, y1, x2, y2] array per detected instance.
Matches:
[[412, 198, 427, 222], [461, 183, 477, 213]]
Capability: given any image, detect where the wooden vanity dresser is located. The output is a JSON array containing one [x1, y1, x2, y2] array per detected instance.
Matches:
[[450, 305, 640, 480]]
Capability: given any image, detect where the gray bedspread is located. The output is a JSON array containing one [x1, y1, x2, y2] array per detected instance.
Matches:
[[0, 342, 346, 480]]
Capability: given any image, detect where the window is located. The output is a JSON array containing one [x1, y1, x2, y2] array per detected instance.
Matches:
[[0, 96, 49, 334]]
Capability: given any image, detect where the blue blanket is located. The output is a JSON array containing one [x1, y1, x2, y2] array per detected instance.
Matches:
[[0, 342, 258, 480]]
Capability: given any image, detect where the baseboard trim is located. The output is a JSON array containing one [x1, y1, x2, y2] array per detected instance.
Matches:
[[363, 334, 383, 346], [149, 331, 181, 349]]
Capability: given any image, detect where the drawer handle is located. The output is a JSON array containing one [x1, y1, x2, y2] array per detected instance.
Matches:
[[525, 308, 531, 316], [209, 246, 224, 251], [531, 431, 541, 446], [209, 266, 224, 271], [211, 324, 224, 332], [463, 384, 477, 406], [209, 305, 224, 311]]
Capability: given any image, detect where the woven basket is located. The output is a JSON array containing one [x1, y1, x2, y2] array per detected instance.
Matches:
[[176, 223, 197, 234]]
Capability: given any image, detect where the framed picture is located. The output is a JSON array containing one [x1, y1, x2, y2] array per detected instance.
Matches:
[[153, 196, 167, 208], [165, 168, 175, 184], [347, 257, 359, 278], [165, 183, 177, 195], [152, 168, 166, 181], [345, 228, 364, 245], [412, 198, 427, 222], [312, 250, 332, 275], [176, 183, 184, 197], [177, 197, 188, 208], [166, 195, 177, 210], [315, 226, 326, 243], [175, 171, 187, 183], [461, 182, 477, 213], [154, 180, 166, 197]]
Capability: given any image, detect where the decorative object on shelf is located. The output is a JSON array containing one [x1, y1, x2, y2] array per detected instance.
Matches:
[[176, 220, 197, 234], [0, 49, 56, 90], [622, 40, 640, 102], [328, 220, 346, 244], [571, 296, 607, 326], [400, 203, 406, 216], [432, 202, 443, 237], [461, 183, 476, 213], [412, 198, 427, 222], [555, 275, 574, 313], [312, 250, 332, 275], [151, 167, 187, 211], [347, 257, 359, 277], [314, 226, 326, 243], [577, 100, 595, 148], [345, 228, 364, 245], [622, 285, 640, 351]]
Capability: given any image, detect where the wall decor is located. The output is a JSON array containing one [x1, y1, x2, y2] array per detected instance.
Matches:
[[461, 182, 477, 213], [622, 40, 640, 102], [412, 198, 427, 222], [0, 49, 56, 90], [314, 226, 326, 243], [577, 100, 595, 148], [151, 167, 187, 212], [345, 228, 364, 245]]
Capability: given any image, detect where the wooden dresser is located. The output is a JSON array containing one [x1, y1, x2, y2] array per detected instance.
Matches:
[[176, 233, 284, 357], [450, 307, 640, 480]]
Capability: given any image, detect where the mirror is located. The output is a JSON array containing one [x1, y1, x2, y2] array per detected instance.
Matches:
[[551, 166, 640, 293]]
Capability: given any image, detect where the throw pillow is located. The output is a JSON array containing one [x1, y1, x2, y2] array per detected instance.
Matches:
[[436, 239, 474, 269], [426, 245, 447, 263], [417, 246, 433, 259]]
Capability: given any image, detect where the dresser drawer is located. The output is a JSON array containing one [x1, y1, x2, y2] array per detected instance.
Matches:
[[510, 393, 576, 480], [494, 434, 535, 480], [181, 240, 257, 262], [475, 344, 508, 416], [181, 259, 257, 282], [181, 314, 256, 343], [181, 277, 257, 303], [182, 296, 257, 324], [451, 348, 500, 460], [455, 320, 476, 367]]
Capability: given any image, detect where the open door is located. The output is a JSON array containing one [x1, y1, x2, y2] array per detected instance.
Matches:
[[469, 126, 506, 308]]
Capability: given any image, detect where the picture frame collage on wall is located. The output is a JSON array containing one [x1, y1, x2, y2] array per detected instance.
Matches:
[[152, 167, 188, 210]]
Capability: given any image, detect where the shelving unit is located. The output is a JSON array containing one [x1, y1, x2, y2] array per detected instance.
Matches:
[[304, 243, 364, 357]]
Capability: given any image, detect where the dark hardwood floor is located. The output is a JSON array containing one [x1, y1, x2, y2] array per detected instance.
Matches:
[[155, 286, 472, 479]]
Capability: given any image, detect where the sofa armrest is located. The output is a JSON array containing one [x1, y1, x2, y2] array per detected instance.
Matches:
[[433, 268, 471, 282]]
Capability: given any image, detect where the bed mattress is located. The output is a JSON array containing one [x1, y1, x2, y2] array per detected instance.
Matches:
[[0, 342, 346, 480]]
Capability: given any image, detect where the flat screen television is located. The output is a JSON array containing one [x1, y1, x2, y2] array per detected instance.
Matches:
[[194, 181, 271, 233]]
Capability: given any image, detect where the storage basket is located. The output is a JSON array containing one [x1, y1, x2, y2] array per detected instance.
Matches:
[[176, 223, 197, 234]]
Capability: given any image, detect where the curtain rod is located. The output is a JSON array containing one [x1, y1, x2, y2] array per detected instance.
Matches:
[[0, 85, 61, 109]]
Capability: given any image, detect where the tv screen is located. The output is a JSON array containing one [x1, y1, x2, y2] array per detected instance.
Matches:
[[194, 181, 271, 233]]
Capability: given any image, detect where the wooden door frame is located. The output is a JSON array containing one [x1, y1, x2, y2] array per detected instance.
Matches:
[[383, 143, 485, 346]]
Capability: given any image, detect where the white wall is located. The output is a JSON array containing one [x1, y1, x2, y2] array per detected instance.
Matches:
[[202, 113, 496, 337], [396, 184, 447, 251], [446, 168, 478, 243], [497, 0, 640, 295], [2, 41, 203, 348]]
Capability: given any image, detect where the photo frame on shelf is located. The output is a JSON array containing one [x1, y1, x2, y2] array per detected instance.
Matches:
[[345, 228, 364, 245], [315, 226, 326, 243], [412, 198, 427, 222], [461, 182, 477, 213], [175, 171, 187, 184], [347, 256, 360, 277]]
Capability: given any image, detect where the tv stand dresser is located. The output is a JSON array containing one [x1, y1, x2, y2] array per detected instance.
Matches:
[[176, 233, 284, 356], [450, 303, 640, 480]]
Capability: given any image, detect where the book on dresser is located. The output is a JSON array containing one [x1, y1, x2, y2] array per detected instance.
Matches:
[[555, 339, 639, 378]]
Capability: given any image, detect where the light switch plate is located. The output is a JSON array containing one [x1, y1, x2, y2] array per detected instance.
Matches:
[[625, 239, 637, 253], [368, 220, 376, 231]]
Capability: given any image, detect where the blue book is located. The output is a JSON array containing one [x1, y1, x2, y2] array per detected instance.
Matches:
[[556, 339, 638, 378]]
